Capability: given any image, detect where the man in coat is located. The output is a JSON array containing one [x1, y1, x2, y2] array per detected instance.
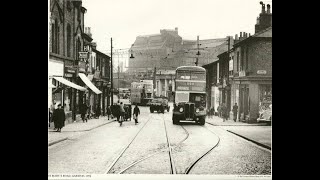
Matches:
[[232, 103, 238, 122], [52, 104, 65, 132], [133, 104, 140, 124]]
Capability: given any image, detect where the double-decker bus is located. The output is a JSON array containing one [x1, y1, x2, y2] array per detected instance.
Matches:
[[130, 81, 154, 106], [172, 66, 207, 125]]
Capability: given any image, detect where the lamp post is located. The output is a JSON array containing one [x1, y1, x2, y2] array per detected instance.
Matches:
[[110, 38, 113, 105]]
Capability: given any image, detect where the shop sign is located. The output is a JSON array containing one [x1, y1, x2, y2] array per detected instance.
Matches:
[[257, 70, 267, 74], [64, 73, 73, 78], [65, 66, 76, 73], [239, 71, 246, 77], [79, 52, 88, 59], [78, 61, 86, 72]]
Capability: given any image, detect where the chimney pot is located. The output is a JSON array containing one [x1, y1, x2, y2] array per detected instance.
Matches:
[[235, 34, 238, 40], [267, 4, 271, 13], [240, 32, 242, 38], [260, 1, 265, 14]]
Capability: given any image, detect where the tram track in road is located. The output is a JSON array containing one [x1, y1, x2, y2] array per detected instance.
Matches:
[[184, 125, 220, 174], [117, 113, 190, 174], [104, 116, 152, 174]]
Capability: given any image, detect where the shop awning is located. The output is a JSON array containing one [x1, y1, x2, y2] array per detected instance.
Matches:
[[78, 73, 102, 94], [53, 77, 86, 91]]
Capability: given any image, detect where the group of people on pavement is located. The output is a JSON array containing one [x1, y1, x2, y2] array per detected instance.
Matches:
[[48, 100, 142, 131], [80, 103, 101, 122], [207, 103, 239, 122], [108, 101, 140, 126]]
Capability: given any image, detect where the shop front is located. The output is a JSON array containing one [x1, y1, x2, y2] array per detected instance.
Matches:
[[78, 73, 102, 116], [64, 66, 77, 120], [49, 60, 64, 108]]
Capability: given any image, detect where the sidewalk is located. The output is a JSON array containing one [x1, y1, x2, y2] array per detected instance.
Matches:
[[206, 116, 271, 150], [206, 115, 269, 126], [48, 116, 116, 146]]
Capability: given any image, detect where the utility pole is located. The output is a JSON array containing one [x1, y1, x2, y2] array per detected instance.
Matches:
[[154, 66, 156, 96], [110, 38, 113, 105], [118, 51, 120, 95], [195, 35, 200, 66]]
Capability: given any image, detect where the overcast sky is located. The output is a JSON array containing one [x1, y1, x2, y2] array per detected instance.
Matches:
[[82, 0, 272, 67]]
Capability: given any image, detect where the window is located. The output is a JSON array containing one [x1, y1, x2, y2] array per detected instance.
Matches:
[[97, 57, 100, 70], [51, 23, 55, 53], [67, 1, 71, 11], [67, 24, 71, 57], [245, 47, 249, 70], [240, 48, 244, 71], [236, 52, 240, 71], [54, 19, 60, 54], [76, 38, 81, 62], [51, 19, 60, 54]]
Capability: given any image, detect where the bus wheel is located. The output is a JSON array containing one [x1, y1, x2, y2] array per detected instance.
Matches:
[[172, 116, 178, 124], [199, 117, 205, 125]]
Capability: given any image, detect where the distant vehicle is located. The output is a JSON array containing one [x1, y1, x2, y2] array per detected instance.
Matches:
[[257, 104, 272, 124], [119, 88, 130, 99], [172, 66, 207, 125], [149, 96, 170, 113], [130, 81, 154, 106]]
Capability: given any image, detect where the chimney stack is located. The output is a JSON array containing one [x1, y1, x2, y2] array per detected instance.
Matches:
[[255, 2, 272, 33], [235, 34, 238, 40], [240, 32, 242, 38]]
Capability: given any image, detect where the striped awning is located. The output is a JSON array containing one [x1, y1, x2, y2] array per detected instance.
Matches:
[[79, 73, 102, 94]]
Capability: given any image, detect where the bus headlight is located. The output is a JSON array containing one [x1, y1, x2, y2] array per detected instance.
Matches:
[[179, 107, 183, 112], [196, 108, 200, 113]]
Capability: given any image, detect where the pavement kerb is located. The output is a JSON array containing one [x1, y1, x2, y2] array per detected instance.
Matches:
[[227, 130, 271, 150], [205, 122, 271, 150], [49, 119, 117, 147], [48, 138, 68, 146], [62, 119, 117, 132]]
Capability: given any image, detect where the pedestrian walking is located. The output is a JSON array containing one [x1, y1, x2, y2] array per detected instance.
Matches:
[[217, 105, 221, 117], [96, 105, 101, 119], [232, 103, 238, 122], [52, 104, 65, 132], [133, 104, 140, 124], [80, 103, 88, 123], [106, 105, 112, 120], [221, 103, 227, 122], [119, 102, 125, 122], [113, 103, 121, 123]]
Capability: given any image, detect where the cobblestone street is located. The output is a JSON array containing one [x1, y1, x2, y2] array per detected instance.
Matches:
[[48, 106, 271, 176]]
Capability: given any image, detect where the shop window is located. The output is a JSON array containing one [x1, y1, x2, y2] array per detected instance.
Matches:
[[259, 84, 272, 111]]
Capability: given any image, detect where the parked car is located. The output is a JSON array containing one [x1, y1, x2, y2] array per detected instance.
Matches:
[[149, 97, 170, 113], [257, 104, 272, 124]]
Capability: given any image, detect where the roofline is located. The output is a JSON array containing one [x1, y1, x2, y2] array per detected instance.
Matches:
[[92, 49, 110, 58]]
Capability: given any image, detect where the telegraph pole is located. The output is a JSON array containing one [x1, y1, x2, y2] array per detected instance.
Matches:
[[110, 38, 113, 105], [195, 35, 200, 66]]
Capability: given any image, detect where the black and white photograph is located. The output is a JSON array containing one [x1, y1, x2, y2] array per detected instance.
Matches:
[[48, 0, 272, 179]]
